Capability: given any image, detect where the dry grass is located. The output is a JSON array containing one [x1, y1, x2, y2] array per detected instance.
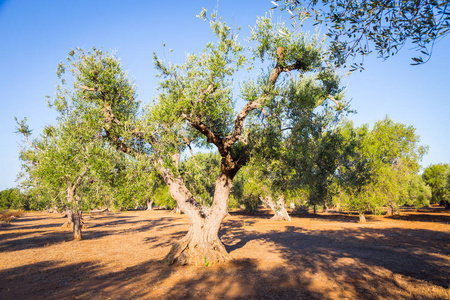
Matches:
[[0, 209, 23, 223], [0, 208, 449, 299]]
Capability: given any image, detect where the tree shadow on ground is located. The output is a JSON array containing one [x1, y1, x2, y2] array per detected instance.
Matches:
[[221, 222, 450, 290], [385, 213, 450, 224], [144, 231, 186, 248], [0, 214, 187, 252], [2, 255, 446, 300], [1, 211, 449, 299], [0, 230, 73, 252], [0, 217, 64, 231], [0, 259, 172, 300]]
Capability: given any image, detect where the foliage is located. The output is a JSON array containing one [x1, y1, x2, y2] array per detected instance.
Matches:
[[274, 0, 450, 69], [180, 152, 221, 207], [229, 169, 260, 211], [291, 126, 347, 209], [422, 163, 450, 204], [148, 11, 346, 207], [334, 117, 427, 218], [446, 171, 450, 203], [111, 157, 156, 210], [404, 174, 432, 208], [229, 165, 265, 212], [0, 188, 21, 210], [17, 48, 137, 220]]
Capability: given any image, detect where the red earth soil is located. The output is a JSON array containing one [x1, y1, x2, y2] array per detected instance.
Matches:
[[0, 207, 449, 299]]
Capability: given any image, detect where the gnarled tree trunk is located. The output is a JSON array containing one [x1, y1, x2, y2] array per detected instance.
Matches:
[[359, 213, 366, 223], [260, 194, 291, 221], [163, 171, 232, 266], [386, 203, 399, 216], [146, 199, 154, 210], [61, 209, 74, 228], [72, 210, 82, 240], [66, 173, 87, 240]]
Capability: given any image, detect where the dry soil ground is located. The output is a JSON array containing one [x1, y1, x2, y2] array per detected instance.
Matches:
[[0, 208, 449, 299]]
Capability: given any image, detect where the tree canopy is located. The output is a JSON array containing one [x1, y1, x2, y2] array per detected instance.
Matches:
[[422, 163, 450, 206], [48, 11, 347, 265], [274, 0, 450, 70], [333, 117, 427, 221]]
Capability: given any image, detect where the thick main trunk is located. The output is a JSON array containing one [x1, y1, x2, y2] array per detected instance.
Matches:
[[260, 194, 291, 221], [164, 220, 230, 266], [359, 213, 366, 223], [386, 204, 399, 216], [67, 186, 83, 240], [72, 210, 82, 240], [163, 171, 233, 266]]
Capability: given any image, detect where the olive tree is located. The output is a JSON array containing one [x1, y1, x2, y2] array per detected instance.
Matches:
[[404, 174, 432, 209], [334, 117, 427, 222], [59, 11, 345, 265], [16, 48, 131, 239], [422, 163, 450, 207], [17, 116, 119, 239], [147, 12, 345, 264]]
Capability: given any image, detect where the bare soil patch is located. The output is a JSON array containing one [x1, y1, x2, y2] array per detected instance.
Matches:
[[0, 208, 449, 299]]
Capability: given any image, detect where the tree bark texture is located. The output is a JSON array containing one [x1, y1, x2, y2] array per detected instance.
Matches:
[[162, 171, 232, 266], [72, 210, 83, 240], [359, 213, 366, 223], [386, 204, 400, 216], [260, 194, 291, 221], [147, 199, 154, 211], [67, 185, 83, 240], [61, 209, 74, 228]]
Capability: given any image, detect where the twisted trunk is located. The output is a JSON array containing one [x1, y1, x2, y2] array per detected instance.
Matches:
[[146, 199, 154, 210], [260, 194, 291, 221], [65, 167, 88, 240], [386, 203, 399, 216], [66, 187, 83, 240], [163, 171, 233, 266], [359, 213, 366, 223], [62, 209, 74, 228]]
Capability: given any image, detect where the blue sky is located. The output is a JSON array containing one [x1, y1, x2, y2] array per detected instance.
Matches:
[[0, 0, 449, 191]]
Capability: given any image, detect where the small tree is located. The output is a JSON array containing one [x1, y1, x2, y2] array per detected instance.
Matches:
[[422, 163, 450, 207], [18, 116, 118, 239], [0, 188, 21, 210], [333, 122, 374, 222], [16, 48, 130, 239], [404, 174, 432, 209], [334, 117, 427, 222]]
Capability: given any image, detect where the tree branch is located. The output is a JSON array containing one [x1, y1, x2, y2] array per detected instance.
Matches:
[[223, 95, 267, 149], [197, 84, 216, 104], [23, 136, 44, 153], [317, 94, 343, 109], [183, 114, 227, 156], [80, 85, 99, 92]]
